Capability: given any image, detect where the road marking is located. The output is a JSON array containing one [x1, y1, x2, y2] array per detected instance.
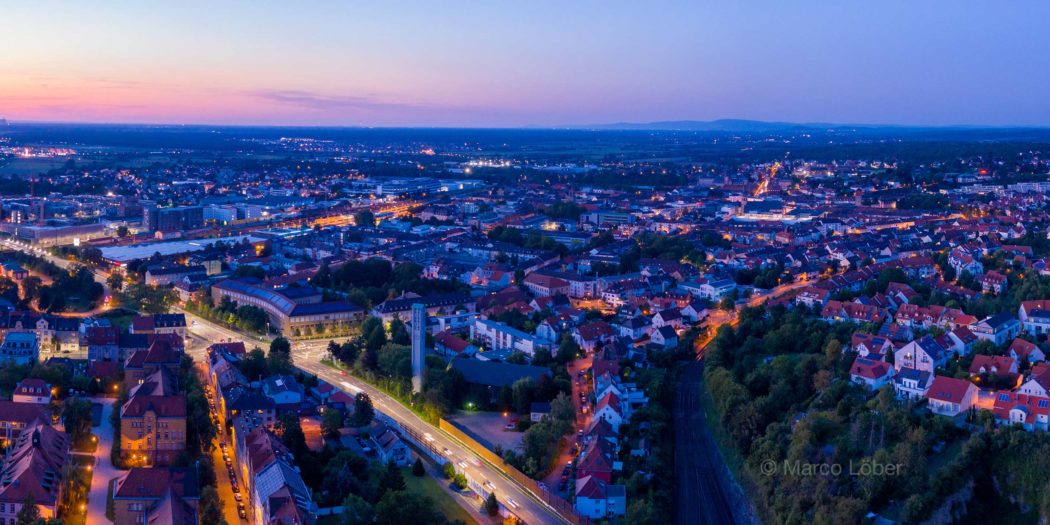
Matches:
[[339, 381, 362, 393]]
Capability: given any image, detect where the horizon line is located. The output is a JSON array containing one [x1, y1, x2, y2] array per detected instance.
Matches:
[[4, 117, 1050, 132]]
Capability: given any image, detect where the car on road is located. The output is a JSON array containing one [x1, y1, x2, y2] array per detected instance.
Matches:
[[442, 448, 452, 456], [340, 370, 348, 376], [507, 498, 519, 509]]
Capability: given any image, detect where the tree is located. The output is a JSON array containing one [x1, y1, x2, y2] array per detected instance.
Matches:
[[20, 275, 43, 306], [62, 398, 93, 445], [497, 385, 513, 411], [483, 492, 499, 516], [355, 210, 376, 228], [116, 225, 129, 238], [556, 336, 580, 364], [365, 324, 387, 353], [199, 486, 226, 525], [16, 492, 39, 525], [823, 338, 842, 367], [441, 461, 456, 479], [239, 348, 267, 381], [322, 409, 344, 439], [374, 491, 442, 525], [106, 272, 124, 293], [377, 343, 411, 379], [389, 318, 411, 346], [379, 459, 406, 493], [550, 392, 575, 423], [341, 493, 375, 525], [267, 337, 293, 374], [412, 457, 425, 477], [511, 377, 535, 414], [624, 500, 663, 525], [276, 413, 307, 457], [349, 393, 374, 427]]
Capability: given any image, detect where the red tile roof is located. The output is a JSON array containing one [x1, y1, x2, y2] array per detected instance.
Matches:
[[926, 376, 975, 403], [850, 356, 892, 380], [122, 395, 187, 418], [113, 468, 199, 500]]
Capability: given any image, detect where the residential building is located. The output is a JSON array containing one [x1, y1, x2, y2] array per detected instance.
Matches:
[[112, 468, 200, 525], [0, 332, 38, 365], [120, 369, 187, 466], [0, 422, 69, 522], [471, 318, 550, 358], [971, 313, 1022, 346], [12, 378, 51, 404], [0, 401, 47, 447], [926, 376, 978, 417]]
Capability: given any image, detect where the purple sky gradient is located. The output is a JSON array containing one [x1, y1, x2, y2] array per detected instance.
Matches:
[[2, 1, 1048, 127]]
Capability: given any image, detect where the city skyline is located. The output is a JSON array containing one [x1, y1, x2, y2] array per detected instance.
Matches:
[[3, 1, 1050, 128]]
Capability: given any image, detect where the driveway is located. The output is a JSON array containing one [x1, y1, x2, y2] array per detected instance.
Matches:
[[86, 398, 121, 525]]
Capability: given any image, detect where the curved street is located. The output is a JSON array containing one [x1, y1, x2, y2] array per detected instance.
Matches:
[[180, 308, 568, 525]]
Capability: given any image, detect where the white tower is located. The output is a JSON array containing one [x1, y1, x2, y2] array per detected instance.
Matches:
[[411, 303, 426, 394]]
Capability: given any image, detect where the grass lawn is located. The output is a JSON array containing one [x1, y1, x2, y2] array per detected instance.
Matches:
[[100, 309, 137, 331], [402, 468, 480, 525]]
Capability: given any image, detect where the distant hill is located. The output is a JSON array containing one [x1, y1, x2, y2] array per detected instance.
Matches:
[[587, 119, 831, 132], [578, 118, 1048, 133], [0, 118, 7, 127]]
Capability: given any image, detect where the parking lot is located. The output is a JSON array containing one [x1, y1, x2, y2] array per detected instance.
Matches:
[[446, 411, 525, 453]]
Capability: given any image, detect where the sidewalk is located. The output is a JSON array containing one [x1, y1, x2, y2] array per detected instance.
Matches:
[[86, 398, 121, 525]]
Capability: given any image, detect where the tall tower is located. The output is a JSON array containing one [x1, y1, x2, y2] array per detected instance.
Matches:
[[411, 303, 426, 394]]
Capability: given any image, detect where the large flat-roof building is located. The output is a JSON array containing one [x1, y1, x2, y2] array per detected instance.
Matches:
[[211, 279, 364, 336]]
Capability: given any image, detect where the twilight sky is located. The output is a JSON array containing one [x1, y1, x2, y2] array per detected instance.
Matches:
[[2, 1, 1048, 127]]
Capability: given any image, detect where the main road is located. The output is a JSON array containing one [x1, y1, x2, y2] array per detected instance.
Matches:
[[178, 308, 568, 525]]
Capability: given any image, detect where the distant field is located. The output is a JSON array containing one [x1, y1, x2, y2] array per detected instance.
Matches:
[[0, 157, 69, 176]]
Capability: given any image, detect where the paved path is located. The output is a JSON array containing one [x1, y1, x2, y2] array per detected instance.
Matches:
[[86, 398, 121, 525]]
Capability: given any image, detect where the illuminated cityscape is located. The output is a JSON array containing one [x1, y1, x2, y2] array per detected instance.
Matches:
[[1, 2, 1050, 525]]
